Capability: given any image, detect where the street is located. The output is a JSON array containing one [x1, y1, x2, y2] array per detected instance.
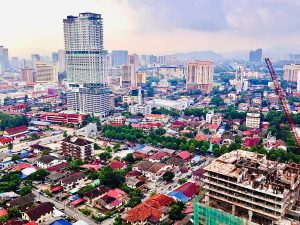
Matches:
[[32, 189, 98, 225]]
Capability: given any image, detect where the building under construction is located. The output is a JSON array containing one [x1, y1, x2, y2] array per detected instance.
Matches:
[[197, 150, 300, 225]]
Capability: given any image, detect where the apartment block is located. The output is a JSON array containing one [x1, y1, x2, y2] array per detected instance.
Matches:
[[246, 113, 260, 129]]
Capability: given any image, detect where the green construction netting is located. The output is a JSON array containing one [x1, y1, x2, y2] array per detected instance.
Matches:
[[194, 198, 245, 225]]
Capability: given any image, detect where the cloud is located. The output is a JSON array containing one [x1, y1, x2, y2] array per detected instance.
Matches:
[[127, 0, 229, 32]]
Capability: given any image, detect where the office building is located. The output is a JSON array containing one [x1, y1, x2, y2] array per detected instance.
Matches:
[[63, 13, 107, 84], [61, 135, 93, 160], [129, 54, 139, 87], [67, 83, 110, 117], [21, 68, 35, 84], [158, 56, 166, 65], [136, 71, 146, 85], [31, 54, 41, 63], [52, 52, 58, 62], [57, 50, 66, 73], [202, 150, 300, 225], [0, 46, 9, 71], [246, 112, 260, 129], [120, 64, 135, 88], [235, 66, 245, 93], [10, 57, 19, 69], [35, 62, 58, 83], [186, 60, 214, 92], [111, 50, 128, 67], [249, 48, 262, 62], [283, 64, 300, 82]]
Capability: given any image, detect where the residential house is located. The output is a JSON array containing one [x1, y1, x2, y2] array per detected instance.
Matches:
[[149, 151, 170, 163], [6, 193, 35, 210], [61, 172, 86, 191], [22, 202, 54, 224], [83, 186, 109, 205], [125, 194, 174, 224], [0, 136, 12, 146], [36, 155, 63, 169]]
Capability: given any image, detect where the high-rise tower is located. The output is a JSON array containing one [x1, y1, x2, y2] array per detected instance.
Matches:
[[63, 12, 107, 84], [64, 12, 110, 117]]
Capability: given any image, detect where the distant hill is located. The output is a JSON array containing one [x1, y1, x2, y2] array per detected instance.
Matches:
[[168, 51, 223, 61]]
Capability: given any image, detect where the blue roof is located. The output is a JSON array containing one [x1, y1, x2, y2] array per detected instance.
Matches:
[[68, 194, 79, 201], [168, 191, 189, 202], [191, 155, 201, 162], [20, 152, 29, 157], [133, 144, 145, 151], [51, 219, 72, 225]]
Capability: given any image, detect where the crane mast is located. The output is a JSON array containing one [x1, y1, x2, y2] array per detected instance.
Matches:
[[265, 58, 300, 151]]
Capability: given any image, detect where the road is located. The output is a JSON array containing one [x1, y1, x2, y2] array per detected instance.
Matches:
[[32, 189, 98, 225]]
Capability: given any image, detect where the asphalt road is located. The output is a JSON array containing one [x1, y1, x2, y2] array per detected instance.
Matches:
[[32, 189, 98, 225]]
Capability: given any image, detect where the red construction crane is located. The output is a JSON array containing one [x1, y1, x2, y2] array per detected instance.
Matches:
[[265, 58, 300, 151]]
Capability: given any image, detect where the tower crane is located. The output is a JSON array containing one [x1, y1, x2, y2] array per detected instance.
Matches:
[[265, 58, 300, 151]]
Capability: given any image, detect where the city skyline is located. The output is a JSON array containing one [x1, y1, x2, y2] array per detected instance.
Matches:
[[2, 0, 300, 58]]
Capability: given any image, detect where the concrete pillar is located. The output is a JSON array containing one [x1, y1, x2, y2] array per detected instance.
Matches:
[[205, 195, 210, 205], [232, 205, 236, 215], [248, 210, 253, 222]]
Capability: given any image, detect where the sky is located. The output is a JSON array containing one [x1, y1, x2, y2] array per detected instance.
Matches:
[[1, 0, 300, 58]]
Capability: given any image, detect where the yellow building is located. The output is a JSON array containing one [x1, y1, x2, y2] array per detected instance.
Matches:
[[35, 61, 58, 83]]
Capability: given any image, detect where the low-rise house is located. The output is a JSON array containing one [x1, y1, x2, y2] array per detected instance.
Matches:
[[144, 114, 170, 123], [133, 160, 153, 172], [146, 162, 172, 181], [0, 136, 13, 146], [61, 172, 86, 191], [6, 193, 35, 210], [176, 151, 191, 161], [22, 202, 54, 224], [46, 171, 66, 184], [83, 186, 109, 205], [3, 125, 28, 138], [222, 134, 235, 145], [149, 151, 170, 162], [165, 157, 185, 167], [109, 161, 126, 170], [168, 182, 199, 202], [36, 155, 63, 169], [125, 194, 174, 224], [95, 188, 127, 210]]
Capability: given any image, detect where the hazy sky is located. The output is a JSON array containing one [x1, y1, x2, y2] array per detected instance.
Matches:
[[1, 0, 300, 58]]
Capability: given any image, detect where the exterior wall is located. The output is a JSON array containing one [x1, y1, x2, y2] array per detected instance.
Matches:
[[246, 113, 260, 129], [283, 64, 300, 82], [186, 61, 214, 92], [35, 62, 58, 83]]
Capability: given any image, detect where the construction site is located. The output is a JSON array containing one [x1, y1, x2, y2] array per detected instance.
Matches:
[[196, 150, 300, 225]]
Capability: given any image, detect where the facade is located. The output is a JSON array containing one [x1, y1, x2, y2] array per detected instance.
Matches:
[[235, 66, 245, 93], [35, 62, 58, 83], [283, 64, 300, 82], [206, 110, 214, 123], [203, 150, 300, 225], [246, 113, 260, 129], [249, 48, 262, 62], [0, 46, 9, 71], [111, 50, 128, 67], [67, 83, 110, 117], [120, 64, 135, 88], [136, 71, 146, 85], [129, 104, 152, 115], [40, 112, 86, 125], [148, 98, 190, 110], [21, 68, 35, 84], [186, 60, 214, 92], [61, 135, 93, 160], [58, 49, 66, 73], [63, 13, 107, 84]]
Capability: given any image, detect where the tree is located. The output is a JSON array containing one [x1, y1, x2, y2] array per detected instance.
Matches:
[[8, 208, 21, 219], [238, 125, 247, 131], [114, 215, 123, 225], [29, 169, 49, 181], [94, 143, 101, 150], [210, 96, 225, 106], [11, 154, 21, 161], [8, 143, 13, 150], [30, 133, 39, 140], [78, 185, 94, 196], [98, 166, 125, 188], [113, 143, 121, 152], [169, 201, 185, 220], [178, 178, 187, 184], [163, 171, 175, 182], [19, 186, 32, 196], [63, 131, 68, 138], [123, 153, 135, 164]]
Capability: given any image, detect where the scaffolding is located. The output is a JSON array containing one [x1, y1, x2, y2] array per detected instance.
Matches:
[[194, 194, 249, 225]]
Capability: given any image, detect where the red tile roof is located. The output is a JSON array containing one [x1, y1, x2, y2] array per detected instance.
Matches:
[[0, 136, 12, 144], [177, 151, 191, 160], [110, 161, 126, 170], [71, 198, 85, 205], [0, 209, 8, 217], [174, 182, 199, 198], [243, 138, 260, 147], [126, 194, 173, 223], [5, 125, 28, 135], [194, 135, 207, 141], [209, 124, 219, 130], [149, 152, 169, 161], [126, 170, 141, 177], [211, 137, 221, 144]]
